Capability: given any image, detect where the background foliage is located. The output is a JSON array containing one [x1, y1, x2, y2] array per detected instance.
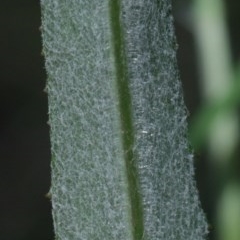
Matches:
[[0, 0, 239, 239]]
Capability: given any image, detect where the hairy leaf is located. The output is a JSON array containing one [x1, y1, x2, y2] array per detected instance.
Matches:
[[40, 0, 208, 239]]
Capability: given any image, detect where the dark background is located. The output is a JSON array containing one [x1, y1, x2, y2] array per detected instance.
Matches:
[[0, 1, 52, 239], [0, 0, 239, 239]]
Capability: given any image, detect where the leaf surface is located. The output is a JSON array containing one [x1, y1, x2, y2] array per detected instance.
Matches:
[[41, 0, 208, 239]]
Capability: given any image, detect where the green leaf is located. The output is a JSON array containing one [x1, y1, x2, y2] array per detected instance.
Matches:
[[40, 0, 208, 239]]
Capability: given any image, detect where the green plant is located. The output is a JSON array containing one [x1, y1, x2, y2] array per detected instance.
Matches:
[[40, 0, 208, 239], [191, 0, 240, 239]]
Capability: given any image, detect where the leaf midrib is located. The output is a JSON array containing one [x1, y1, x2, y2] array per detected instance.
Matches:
[[109, 1, 144, 239]]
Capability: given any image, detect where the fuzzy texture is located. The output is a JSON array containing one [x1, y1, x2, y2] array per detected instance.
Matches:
[[121, 1, 208, 239], [41, 0, 208, 239], [41, 1, 132, 239]]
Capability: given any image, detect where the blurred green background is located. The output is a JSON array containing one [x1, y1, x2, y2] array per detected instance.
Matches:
[[0, 0, 239, 239]]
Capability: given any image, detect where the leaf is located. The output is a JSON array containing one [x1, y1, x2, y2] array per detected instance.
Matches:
[[40, 0, 208, 239]]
